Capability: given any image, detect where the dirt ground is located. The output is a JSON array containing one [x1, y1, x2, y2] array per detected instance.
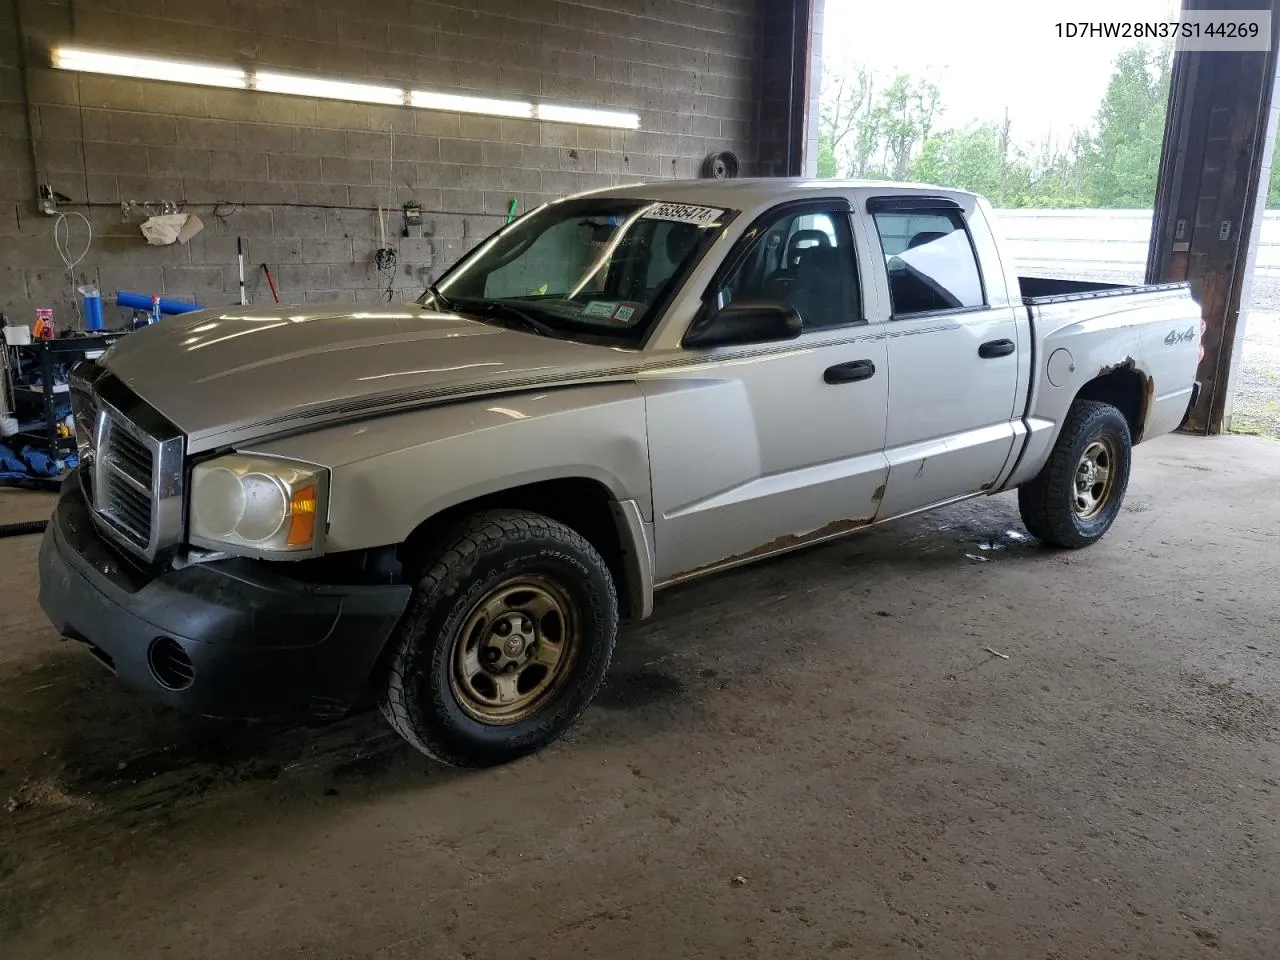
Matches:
[[1233, 311, 1280, 438], [2, 433, 1278, 959]]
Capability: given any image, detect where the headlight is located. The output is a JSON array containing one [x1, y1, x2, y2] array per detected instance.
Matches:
[[189, 454, 328, 557]]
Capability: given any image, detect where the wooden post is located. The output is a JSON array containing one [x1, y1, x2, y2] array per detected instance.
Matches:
[[1147, 0, 1280, 434]]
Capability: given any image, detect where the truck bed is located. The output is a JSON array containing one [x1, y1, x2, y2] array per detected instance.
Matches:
[[1018, 275, 1190, 305]]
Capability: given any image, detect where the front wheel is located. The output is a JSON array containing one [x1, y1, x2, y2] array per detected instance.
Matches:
[[1018, 399, 1133, 548], [380, 510, 618, 767]]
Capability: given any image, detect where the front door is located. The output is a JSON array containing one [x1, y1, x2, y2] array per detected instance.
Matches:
[[641, 200, 890, 584], [867, 198, 1021, 518]]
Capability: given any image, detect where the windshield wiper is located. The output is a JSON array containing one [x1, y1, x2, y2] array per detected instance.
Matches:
[[470, 300, 562, 339], [424, 284, 454, 311]]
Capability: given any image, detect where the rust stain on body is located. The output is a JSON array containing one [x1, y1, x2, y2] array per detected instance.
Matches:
[[1096, 356, 1138, 378], [664, 516, 874, 585], [1091, 356, 1154, 440]]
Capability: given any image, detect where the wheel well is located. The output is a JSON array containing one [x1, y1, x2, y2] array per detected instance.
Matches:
[[399, 478, 631, 614], [1075, 367, 1148, 442]]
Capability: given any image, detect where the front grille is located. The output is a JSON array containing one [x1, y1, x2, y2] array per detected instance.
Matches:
[[106, 426, 153, 488], [98, 416, 157, 549], [76, 371, 186, 562], [69, 379, 96, 449], [68, 368, 99, 500], [101, 460, 153, 543]]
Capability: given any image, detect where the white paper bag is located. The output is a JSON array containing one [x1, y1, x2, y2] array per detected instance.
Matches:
[[140, 213, 188, 246]]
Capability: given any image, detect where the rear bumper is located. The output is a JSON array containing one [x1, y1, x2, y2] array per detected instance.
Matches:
[[38, 475, 411, 721], [1179, 380, 1202, 429]]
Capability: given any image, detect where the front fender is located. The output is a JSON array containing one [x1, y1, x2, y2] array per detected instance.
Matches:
[[243, 383, 652, 553]]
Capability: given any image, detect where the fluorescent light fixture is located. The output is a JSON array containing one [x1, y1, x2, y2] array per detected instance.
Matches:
[[52, 46, 247, 88], [414, 92, 639, 128], [254, 71, 405, 105], [51, 46, 641, 130], [534, 103, 640, 129], [409, 90, 532, 119]]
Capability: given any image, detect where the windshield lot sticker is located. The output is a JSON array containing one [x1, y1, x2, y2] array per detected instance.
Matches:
[[613, 304, 636, 322], [583, 300, 618, 318], [643, 203, 725, 226]]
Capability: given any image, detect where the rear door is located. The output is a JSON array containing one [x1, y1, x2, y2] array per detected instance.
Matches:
[[866, 196, 1022, 518]]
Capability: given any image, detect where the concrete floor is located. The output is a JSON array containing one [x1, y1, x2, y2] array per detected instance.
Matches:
[[1, 433, 1278, 959]]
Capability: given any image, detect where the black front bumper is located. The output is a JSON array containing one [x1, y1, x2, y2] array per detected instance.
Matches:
[[38, 476, 412, 721]]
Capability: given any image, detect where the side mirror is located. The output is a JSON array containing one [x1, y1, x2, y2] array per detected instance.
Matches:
[[682, 300, 803, 349]]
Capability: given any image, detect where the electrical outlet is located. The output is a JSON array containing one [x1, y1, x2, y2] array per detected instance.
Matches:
[[402, 201, 423, 239]]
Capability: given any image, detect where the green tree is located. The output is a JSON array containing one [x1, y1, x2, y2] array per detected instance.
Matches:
[[816, 69, 938, 180], [817, 45, 1177, 207], [1086, 44, 1172, 207], [908, 119, 1096, 208], [910, 123, 1007, 198], [816, 69, 874, 178], [1267, 144, 1280, 207], [872, 74, 941, 180], [816, 132, 839, 178]]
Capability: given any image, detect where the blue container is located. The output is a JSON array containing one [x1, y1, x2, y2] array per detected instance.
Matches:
[[115, 292, 206, 315], [83, 295, 104, 331]]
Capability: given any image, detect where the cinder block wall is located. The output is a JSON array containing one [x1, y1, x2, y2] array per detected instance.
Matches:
[[0, 0, 764, 326]]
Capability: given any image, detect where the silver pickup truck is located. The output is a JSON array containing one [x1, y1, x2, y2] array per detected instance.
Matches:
[[39, 179, 1202, 766]]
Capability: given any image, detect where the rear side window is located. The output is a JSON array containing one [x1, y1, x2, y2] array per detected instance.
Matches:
[[872, 209, 985, 316]]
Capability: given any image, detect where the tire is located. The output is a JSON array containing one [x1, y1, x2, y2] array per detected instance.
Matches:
[[379, 509, 618, 767], [1018, 399, 1133, 549]]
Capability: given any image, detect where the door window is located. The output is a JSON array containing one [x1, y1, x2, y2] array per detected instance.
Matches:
[[872, 209, 985, 316], [721, 209, 861, 330]]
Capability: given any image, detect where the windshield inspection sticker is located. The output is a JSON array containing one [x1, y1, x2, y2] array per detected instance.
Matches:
[[612, 304, 636, 322], [583, 300, 618, 318], [643, 202, 725, 226]]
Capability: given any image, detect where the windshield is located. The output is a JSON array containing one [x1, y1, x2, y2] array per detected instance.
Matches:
[[423, 198, 734, 343]]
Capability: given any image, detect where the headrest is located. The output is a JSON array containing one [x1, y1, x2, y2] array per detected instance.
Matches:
[[664, 223, 701, 263], [798, 246, 840, 264], [906, 230, 949, 249], [788, 229, 831, 253]]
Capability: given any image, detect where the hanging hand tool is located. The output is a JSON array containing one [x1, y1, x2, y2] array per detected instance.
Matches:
[[261, 263, 280, 304]]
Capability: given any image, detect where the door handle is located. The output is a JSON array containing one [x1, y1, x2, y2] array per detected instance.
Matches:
[[979, 338, 1015, 359], [824, 359, 876, 384]]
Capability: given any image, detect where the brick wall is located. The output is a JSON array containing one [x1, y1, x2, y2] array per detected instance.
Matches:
[[0, 0, 765, 328]]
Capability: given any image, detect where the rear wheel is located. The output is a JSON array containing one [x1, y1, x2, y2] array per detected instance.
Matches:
[[380, 510, 618, 767], [1018, 399, 1132, 548]]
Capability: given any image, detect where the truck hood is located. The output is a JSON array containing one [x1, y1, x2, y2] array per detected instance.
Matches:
[[101, 303, 638, 452]]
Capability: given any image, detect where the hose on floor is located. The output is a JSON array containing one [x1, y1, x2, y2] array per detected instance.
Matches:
[[0, 520, 48, 538]]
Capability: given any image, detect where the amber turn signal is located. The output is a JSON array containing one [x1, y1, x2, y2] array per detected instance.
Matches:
[[287, 483, 318, 547]]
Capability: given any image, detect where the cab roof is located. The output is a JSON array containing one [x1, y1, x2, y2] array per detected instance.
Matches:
[[572, 177, 980, 215]]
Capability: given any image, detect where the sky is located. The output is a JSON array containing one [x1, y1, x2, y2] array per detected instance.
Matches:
[[821, 0, 1181, 147]]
